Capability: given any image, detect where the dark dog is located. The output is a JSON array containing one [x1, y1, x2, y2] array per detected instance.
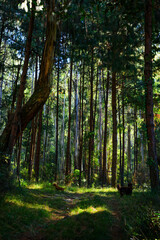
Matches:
[[117, 183, 132, 197], [53, 183, 65, 191]]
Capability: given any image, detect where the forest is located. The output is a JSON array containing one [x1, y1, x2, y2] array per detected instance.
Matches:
[[0, 0, 160, 239]]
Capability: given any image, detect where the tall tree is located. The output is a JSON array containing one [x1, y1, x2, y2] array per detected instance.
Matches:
[[65, 55, 73, 183], [144, 0, 159, 190], [102, 71, 109, 186], [88, 48, 94, 187], [0, 0, 57, 190], [55, 56, 60, 181], [111, 72, 117, 187]]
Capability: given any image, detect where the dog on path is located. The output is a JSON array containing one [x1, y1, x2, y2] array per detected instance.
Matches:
[[117, 183, 132, 197], [53, 183, 65, 191]]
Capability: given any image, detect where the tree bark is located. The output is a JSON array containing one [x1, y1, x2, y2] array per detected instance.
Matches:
[[102, 71, 109, 186], [65, 56, 73, 183], [0, 0, 57, 158], [144, 0, 159, 190], [88, 49, 94, 188], [55, 56, 60, 181], [121, 79, 125, 186], [8, 0, 36, 154], [78, 62, 84, 186], [34, 108, 43, 182], [111, 72, 117, 187]]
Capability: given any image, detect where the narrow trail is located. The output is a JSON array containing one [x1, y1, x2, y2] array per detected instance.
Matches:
[[108, 198, 124, 240]]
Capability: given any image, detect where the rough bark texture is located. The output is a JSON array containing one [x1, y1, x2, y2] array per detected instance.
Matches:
[[144, 0, 159, 190], [111, 72, 117, 188], [0, 0, 56, 158]]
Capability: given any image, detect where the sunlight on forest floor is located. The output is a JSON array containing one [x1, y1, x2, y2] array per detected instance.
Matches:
[[0, 183, 159, 240]]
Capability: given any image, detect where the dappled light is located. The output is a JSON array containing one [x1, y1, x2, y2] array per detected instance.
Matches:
[[0, 0, 160, 239]]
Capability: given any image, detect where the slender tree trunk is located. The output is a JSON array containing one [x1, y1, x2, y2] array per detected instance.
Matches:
[[74, 69, 79, 170], [17, 133, 22, 183], [28, 59, 38, 181], [55, 56, 60, 181], [65, 56, 73, 183], [118, 95, 122, 184], [78, 63, 84, 186], [61, 79, 66, 177], [134, 107, 138, 173], [144, 0, 159, 190], [35, 108, 43, 182], [111, 72, 117, 187], [121, 79, 125, 186], [98, 69, 102, 181], [88, 49, 94, 187], [127, 110, 131, 180], [43, 103, 49, 166], [102, 71, 109, 186]]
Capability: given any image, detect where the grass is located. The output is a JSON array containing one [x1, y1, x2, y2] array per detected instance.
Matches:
[[0, 183, 159, 240]]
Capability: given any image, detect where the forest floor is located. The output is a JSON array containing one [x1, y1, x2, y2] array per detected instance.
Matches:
[[0, 183, 160, 240]]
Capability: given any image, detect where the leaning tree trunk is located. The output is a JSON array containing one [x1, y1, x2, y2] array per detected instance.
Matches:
[[0, 1, 56, 192], [8, 0, 36, 154], [144, 0, 159, 190], [0, 0, 57, 157]]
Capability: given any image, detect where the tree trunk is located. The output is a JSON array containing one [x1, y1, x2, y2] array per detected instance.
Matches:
[[34, 108, 43, 182], [144, 0, 159, 190], [111, 72, 117, 187], [118, 95, 122, 184], [17, 133, 22, 183], [98, 69, 102, 181], [55, 56, 60, 181], [102, 71, 109, 186], [134, 107, 138, 173], [78, 62, 84, 186], [121, 79, 125, 186], [88, 49, 94, 187], [65, 56, 73, 183], [127, 110, 131, 180], [8, 0, 36, 154], [74, 69, 79, 170], [0, 0, 56, 156]]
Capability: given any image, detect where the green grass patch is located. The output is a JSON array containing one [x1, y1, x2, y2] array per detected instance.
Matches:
[[0, 183, 159, 240]]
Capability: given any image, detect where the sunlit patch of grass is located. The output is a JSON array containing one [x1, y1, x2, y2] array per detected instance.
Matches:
[[27, 183, 44, 189], [6, 198, 53, 212], [66, 186, 117, 194], [70, 206, 110, 215]]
